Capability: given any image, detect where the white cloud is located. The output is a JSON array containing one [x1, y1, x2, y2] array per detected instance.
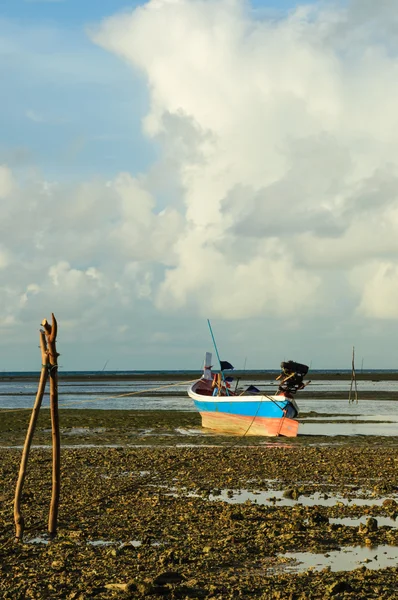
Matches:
[[90, 0, 398, 320], [353, 262, 398, 319], [0, 165, 14, 198], [4, 0, 398, 365], [0, 247, 10, 270], [0, 168, 183, 338], [25, 109, 45, 123]]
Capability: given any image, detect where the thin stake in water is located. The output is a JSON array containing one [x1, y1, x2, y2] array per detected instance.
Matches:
[[349, 346, 358, 404]]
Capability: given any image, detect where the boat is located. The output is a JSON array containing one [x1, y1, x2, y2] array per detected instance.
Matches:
[[188, 353, 310, 437]]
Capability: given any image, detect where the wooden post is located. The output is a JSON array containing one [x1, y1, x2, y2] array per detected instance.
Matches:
[[14, 331, 49, 541], [349, 346, 358, 404], [41, 314, 60, 537]]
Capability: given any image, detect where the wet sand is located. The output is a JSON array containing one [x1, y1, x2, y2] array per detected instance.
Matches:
[[1, 408, 398, 447], [1, 410, 398, 598]]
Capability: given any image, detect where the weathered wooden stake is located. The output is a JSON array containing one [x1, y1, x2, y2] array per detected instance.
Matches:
[[41, 314, 60, 537], [14, 331, 49, 541], [348, 345, 358, 404]]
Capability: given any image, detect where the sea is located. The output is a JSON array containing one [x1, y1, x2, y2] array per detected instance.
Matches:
[[2, 370, 398, 436]]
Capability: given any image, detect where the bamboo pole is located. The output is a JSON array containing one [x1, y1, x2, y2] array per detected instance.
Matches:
[[41, 314, 60, 537], [349, 346, 358, 404], [14, 331, 49, 541]]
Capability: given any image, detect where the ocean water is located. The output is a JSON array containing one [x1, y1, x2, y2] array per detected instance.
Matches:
[[2, 372, 398, 436]]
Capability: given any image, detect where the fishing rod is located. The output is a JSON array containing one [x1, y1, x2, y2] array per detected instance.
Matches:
[[207, 319, 230, 396]]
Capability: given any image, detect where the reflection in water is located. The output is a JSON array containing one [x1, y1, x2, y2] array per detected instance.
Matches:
[[278, 545, 398, 572], [88, 540, 117, 546], [87, 540, 163, 548], [25, 536, 50, 545], [330, 516, 397, 528], [61, 427, 107, 436], [299, 421, 398, 436], [2, 377, 398, 416], [169, 487, 398, 508], [300, 415, 398, 422]]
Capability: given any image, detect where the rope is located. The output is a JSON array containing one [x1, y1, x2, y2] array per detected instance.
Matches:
[[276, 409, 288, 436], [239, 397, 263, 438], [229, 391, 290, 441]]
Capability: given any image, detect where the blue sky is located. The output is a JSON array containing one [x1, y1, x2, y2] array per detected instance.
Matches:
[[1, 1, 153, 181], [3, 0, 310, 22], [0, 0, 313, 181]]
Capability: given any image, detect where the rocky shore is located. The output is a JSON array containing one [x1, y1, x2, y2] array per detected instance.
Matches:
[[1, 410, 398, 598]]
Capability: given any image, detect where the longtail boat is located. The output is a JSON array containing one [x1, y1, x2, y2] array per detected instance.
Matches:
[[188, 353, 310, 437]]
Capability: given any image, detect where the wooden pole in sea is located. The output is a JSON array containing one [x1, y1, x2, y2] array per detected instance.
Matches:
[[41, 314, 60, 537], [14, 330, 49, 541], [349, 346, 358, 404], [354, 353, 358, 403]]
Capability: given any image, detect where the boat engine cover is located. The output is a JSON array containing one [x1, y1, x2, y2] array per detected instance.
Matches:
[[280, 360, 309, 376]]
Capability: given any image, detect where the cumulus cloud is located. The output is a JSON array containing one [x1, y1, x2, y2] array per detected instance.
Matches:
[[0, 168, 183, 338], [87, 0, 398, 320], [4, 0, 398, 356], [354, 262, 398, 319], [0, 165, 15, 198]]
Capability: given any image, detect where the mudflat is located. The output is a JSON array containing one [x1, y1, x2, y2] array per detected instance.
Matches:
[[1, 410, 398, 599]]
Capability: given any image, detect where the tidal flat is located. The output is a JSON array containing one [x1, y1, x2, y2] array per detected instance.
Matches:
[[1, 410, 398, 598]]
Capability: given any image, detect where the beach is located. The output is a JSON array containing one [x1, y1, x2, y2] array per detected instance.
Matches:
[[1, 373, 398, 598], [1, 437, 398, 598]]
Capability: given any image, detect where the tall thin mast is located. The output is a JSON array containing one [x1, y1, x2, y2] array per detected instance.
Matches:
[[207, 319, 230, 396]]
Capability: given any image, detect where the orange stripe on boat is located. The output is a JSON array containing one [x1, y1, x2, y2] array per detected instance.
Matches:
[[200, 411, 299, 437]]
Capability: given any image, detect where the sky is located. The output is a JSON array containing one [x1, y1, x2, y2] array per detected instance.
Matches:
[[1, 0, 398, 371]]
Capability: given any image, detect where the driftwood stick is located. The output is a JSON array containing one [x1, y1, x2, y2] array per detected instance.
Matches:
[[42, 314, 60, 537], [14, 331, 49, 541]]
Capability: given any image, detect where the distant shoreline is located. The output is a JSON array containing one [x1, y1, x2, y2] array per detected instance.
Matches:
[[1, 370, 398, 382]]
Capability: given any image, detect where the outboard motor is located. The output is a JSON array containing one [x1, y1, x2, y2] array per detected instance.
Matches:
[[278, 360, 309, 396]]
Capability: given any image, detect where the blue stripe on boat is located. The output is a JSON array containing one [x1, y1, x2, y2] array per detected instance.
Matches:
[[193, 399, 297, 419]]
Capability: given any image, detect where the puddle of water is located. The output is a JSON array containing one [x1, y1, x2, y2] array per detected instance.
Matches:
[[1, 444, 125, 450], [119, 470, 150, 477], [87, 539, 162, 548], [299, 422, 398, 436], [25, 535, 162, 549], [301, 416, 398, 423], [167, 487, 398, 508], [175, 428, 207, 435], [62, 427, 107, 436], [88, 540, 142, 547], [278, 545, 398, 573], [209, 489, 398, 507], [88, 540, 117, 547], [330, 516, 397, 528], [25, 536, 50, 545]]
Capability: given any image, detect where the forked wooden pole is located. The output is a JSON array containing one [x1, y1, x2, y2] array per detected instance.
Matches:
[[41, 314, 60, 537], [14, 331, 49, 541]]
